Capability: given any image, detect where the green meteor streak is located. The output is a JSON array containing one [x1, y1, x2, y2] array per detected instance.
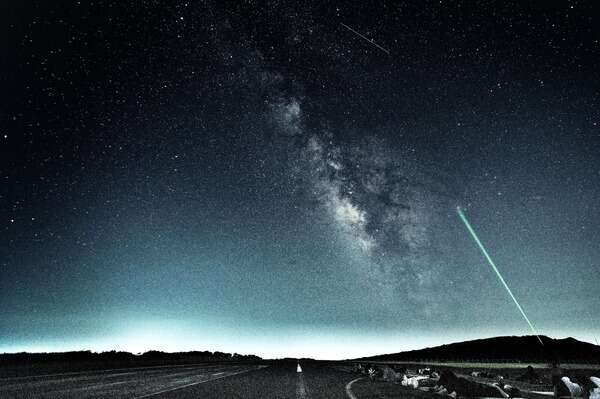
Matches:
[[457, 206, 544, 346]]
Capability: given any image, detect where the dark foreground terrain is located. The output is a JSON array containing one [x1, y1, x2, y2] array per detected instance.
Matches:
[[3, 359, 598, 398], [0, 361, 357, 398]]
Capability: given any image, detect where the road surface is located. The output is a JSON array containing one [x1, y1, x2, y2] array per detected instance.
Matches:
[[0, 362, 359, 398]]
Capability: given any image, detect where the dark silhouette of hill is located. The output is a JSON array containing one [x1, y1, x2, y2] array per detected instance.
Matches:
[[357, 335, 600, 363], [0, 350, 261, 378], [1, 350, 261, 364]]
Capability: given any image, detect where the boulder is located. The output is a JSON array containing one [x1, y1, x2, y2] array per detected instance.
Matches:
[[419, 378, 440, 388], [583, 377, 600, 399], [409, 376, 429, 388], [502, 384, 522, 398], [438, 370, 509, 398], [558, 376, 583, 398]]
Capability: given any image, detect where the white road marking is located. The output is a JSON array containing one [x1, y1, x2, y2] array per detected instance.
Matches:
[[96, 380, 130, 387], [296, 374, 308, 399], [74, 380, 130, 390], [133, 366, 266, 399], [345, 377, 363, 399], [108, 371, 137, 377]]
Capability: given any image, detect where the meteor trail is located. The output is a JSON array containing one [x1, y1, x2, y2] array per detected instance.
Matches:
[[340, 23, 390, 55], [457, 206, 544, 346]]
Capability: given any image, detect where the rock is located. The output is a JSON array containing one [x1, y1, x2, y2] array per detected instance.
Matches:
[[438, 370, 509, 398], [503, 384, 522, 398], [582, 377, 600, 399], [419, 378, 439, 388], [559, 377, 583, 397]]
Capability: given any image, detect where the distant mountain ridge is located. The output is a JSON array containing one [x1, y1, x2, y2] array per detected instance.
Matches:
[[358, 335, 600, 363], [0, 350, 262, 378], [1, 350, 261, 363]]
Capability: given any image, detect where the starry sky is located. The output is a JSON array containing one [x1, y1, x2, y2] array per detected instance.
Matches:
[[1, 1, 599, 359]]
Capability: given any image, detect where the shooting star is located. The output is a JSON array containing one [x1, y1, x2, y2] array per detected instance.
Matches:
[[457, 206, 544, 346], [340, 23, 390, 55]]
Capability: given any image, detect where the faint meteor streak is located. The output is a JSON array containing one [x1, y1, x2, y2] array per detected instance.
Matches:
[[457, 206, 544, 346], [340, 23, 390, 55]]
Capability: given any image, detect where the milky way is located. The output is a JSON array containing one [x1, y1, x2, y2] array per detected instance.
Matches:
[[270, 94, 458, 314]]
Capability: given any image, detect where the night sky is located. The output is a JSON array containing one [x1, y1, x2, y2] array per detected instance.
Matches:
[[1, 1, 599, 359]]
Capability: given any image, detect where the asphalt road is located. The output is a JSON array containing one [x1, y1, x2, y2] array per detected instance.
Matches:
[[0, 362, 358, 398]]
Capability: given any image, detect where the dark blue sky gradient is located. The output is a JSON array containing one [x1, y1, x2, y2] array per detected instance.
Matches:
[[1, 1, 599, 358]]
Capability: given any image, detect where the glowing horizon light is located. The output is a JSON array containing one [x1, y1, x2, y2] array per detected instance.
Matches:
[[457, 206, 544, 346]]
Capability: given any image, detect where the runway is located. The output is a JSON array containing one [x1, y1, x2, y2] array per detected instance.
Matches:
[[0, 363, 263, 398], [1, 362, 357, 398]]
